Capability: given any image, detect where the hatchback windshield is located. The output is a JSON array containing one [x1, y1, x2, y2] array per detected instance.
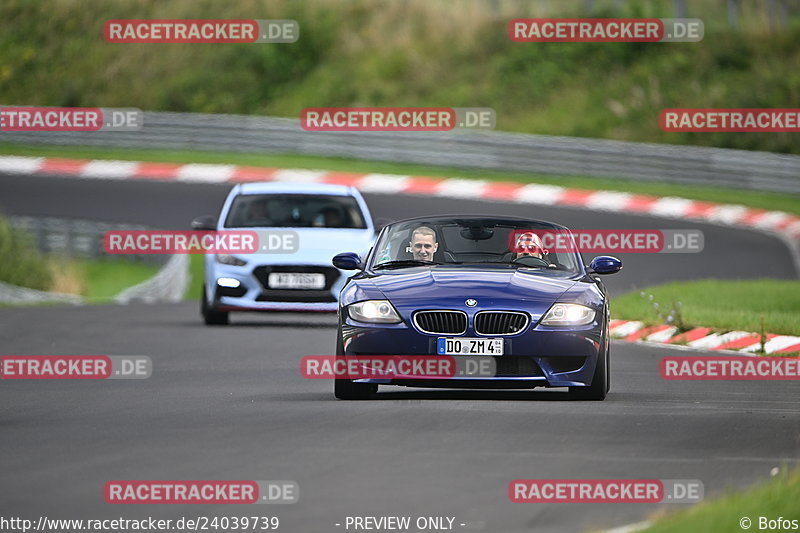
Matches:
[[225, 194, 367, 229]]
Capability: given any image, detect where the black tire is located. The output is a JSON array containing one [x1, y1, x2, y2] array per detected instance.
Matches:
[[605, 333, 611, 394], [201, 286, 229, 325], [569, 339, 608, 401], [333, 328, 377, 400]]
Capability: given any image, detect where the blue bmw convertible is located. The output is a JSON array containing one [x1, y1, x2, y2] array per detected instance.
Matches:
[[331, 215, 622, 400]]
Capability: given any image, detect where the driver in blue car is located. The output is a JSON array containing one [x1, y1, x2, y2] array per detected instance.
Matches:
[[410, 226, 439, 261], [513, 231, 557, 267]]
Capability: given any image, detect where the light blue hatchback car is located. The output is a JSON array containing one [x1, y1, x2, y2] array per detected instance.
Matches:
[[193, 182, 375, 324]]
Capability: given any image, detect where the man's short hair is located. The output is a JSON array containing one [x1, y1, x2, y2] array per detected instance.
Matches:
[[411, 226, 436, 240]]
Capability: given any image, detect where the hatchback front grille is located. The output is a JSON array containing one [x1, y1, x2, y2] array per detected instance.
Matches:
[[253, 265, 340, 291], [414, 311, 467, 335], [252, 265, 339, 303], [474, 311, 529, 335], [255, 291, 335, 303]]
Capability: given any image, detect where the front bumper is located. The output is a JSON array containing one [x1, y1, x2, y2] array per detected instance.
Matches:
[[340, 317, 603, 387], [207, 260, 347, 313]]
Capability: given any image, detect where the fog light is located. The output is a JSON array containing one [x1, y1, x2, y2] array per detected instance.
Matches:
[[217, 277, 241, 288]]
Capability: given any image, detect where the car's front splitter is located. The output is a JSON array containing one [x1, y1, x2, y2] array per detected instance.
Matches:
[[218, 296, 338, 312]]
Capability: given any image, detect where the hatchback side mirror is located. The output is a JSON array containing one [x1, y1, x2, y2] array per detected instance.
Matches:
[[588, 256, 622, 275], [191, 216, 217, 230]]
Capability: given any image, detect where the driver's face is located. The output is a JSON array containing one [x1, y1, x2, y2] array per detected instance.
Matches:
[[410, 234, 438, 261], [515, 240, 543, 259]]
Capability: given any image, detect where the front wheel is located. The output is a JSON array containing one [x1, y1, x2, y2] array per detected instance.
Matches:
[[333, 329, 377, 400], [569, 341, 608, 401], [201, 286, 229, 325], [334, 373, 378, 400]]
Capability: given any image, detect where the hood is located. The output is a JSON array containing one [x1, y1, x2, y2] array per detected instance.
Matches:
[[365, 265, 579, 315]]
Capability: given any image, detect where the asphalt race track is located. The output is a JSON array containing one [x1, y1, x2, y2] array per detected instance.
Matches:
[[1, 173, 798, 533], [0, 173, 797, 293]]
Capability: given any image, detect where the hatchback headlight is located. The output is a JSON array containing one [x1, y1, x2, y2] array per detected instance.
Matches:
[[540, 303, 595, 326], [216, 253, 247, 266], [348, 300, 402, 323]]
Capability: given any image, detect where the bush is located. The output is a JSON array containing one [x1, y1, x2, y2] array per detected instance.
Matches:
[[0, 0, 798, 153], [0, 217, 52, 290]]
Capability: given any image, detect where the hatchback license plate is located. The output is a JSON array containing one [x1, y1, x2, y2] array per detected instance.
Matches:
[[268, 273, 325, 290]]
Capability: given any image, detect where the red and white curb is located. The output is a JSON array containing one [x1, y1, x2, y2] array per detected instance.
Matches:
[[2, 155, 799, 328], [609, 319, 800, 355], [1, 155, 799, 242]]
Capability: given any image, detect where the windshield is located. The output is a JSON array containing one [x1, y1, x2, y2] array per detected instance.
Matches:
[[224, 194, 367, 229], [371, 217, 581, 273]]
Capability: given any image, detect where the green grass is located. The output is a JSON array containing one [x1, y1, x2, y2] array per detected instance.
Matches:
[[3, 143, 800, 217], [0, 210, 161, 303], [1, 0, 799, 154], [0, 216, 51, 290], [611, 280, 800, 336], [638, 468, 800, 533], [0, 212, 160, 302], [78, 258, 161, 302], [186, 254, 204, 301], [0, 255, 161, 305]]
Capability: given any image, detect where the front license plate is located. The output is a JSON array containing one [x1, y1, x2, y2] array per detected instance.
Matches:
[[437, 337, 503, 356], [268, 272, 325, 290]]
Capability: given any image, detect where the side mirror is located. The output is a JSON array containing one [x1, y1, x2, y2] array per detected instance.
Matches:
[[191, 216, 217, 230], [589, 256, 622, 275], [333, 252, 362, 270]]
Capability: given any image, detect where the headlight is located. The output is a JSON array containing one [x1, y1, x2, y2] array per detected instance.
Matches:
[[540, 303, 595, 326], [348, 300, 402, 323], [215, 253, 247, 266]]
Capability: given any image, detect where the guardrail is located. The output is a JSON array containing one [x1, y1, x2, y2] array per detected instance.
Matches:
[[9, 216, 165, 265], [3, 216, 187, 303], [2, 110, 799, 194]]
